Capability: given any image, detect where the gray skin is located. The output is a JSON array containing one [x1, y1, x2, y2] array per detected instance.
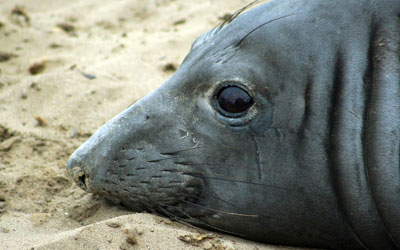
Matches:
[[67, 0, 400, 249]]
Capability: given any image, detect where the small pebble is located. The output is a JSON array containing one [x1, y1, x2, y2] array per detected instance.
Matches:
[[34, 116, 47, 127], [29, 61, 46, 75], [106, 221, 121, 228], [56, 23, 75, 34], [173, 18, 186, 26], [119, 242, 132, 250], [122, 226, 138, 245], [162, 63, 177, 73], [10, 6, 30, 26], [0, 52, 17, 62]]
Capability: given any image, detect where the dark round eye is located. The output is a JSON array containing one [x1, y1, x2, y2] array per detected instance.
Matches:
[[217, 86, 254, 115]]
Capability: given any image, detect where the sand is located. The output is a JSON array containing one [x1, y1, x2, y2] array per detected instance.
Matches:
[[0, 1, 316, 249]]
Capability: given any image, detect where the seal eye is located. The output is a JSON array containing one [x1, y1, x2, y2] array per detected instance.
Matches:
[[217, 86, 254, 116]]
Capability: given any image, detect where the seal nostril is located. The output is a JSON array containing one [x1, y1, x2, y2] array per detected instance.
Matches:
[[78, 174, 87, 188], [69, 165, 90, 192]]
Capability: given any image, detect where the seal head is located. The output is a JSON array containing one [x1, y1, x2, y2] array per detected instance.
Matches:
[[68, 0, 400, 249]]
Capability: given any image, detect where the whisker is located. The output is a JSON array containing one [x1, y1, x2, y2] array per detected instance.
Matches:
[[170, 158, 288, 179], [129, 157, 293, 194], [179, 210, 247, 238], [182, 170, 206, 176], [190, 190, 242, 211], [157, 202, 246, 238], [156, 205, 204, 230], [174, 161, 258, 171], [184, 192, 276, 221], [187, 191, 257, 213], [185, 173, 294, 191], [179, 198, 259, 218], [146, 156, 178, 163], [155, 205, 175, 220], [160, 145, 210, 155], [177, 162, 277, 182], [160, 144, 245, 156], [179, 194, 288, 236], [236, 12, 304, 46], [215, 0, 263, 33]]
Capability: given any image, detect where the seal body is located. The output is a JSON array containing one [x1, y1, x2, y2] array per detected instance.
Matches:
[[67, 0, 400, 249]]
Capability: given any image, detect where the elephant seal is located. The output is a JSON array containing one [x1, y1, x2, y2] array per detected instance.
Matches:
[[67, 0, 400, 249]]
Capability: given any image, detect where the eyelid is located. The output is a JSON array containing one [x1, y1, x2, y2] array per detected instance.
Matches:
[[214, 81, 253, 100]]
